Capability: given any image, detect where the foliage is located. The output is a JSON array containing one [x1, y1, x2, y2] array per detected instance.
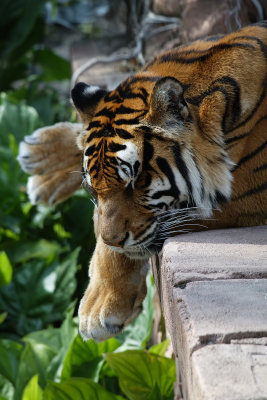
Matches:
[[0, 1, 175, 398]]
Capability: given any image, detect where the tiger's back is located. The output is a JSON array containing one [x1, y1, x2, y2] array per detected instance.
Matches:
[[142, 21, 267, 227]]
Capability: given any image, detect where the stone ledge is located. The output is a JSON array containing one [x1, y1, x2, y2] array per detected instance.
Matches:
[[152, 225, 267, 400], [192, 344, 267, 400]]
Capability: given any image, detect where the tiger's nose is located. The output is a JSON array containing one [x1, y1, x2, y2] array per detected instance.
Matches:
[[102, 233, 128, 248]]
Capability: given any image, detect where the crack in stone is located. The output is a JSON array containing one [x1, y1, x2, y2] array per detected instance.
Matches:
[[191, 331, 267, 355]]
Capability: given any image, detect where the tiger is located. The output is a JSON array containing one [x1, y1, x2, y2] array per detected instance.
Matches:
[[18, 22, 267, 342]]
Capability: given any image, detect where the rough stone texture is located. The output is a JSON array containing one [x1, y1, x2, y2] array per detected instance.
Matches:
[[192, 344, 267, 400], [179, 0, 250, 42], [71, 37, 133, 90], [153, 0, 185, 17], [160, 226, 267, 285], [152, 226, 267, 399]]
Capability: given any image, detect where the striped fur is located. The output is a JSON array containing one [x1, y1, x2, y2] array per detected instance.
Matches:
[[19, 22, 267, 341], [72, 22, 267, 260]]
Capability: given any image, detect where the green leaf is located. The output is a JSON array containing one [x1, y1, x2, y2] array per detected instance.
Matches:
[[146, 384, 164, 400], [22, 305, 78, 384], [0, 374, 14, 400], [116, 273, 155, 351], [6, 239, 60, 265], [15, 307, 77, 400], [105, 350, 176, 400], [0, 93, 40, 145], [36, 48, 71, 81], [44, 378, 121, 400], [0, 0, 44, 60], [0, 250, 79, 336], [0, 339, 23, 385], [22, 375, 43, 400], [61, 335, 120, 381], [148, 339, 171, 357], [0, 252, 12, 287]]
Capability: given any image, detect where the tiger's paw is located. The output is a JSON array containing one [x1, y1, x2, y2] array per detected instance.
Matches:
[[78, 238, 148, 342], [17, 122, 83, 205]]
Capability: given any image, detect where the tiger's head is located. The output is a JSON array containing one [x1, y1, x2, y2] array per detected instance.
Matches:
[[72, 75, 234, 259]]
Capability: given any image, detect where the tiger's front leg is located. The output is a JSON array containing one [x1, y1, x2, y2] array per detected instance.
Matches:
[[18, 122, 83, 205], [78, 234, 148, 342]]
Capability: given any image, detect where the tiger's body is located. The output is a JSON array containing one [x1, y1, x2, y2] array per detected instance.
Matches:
[[18, 22, 267, 341]]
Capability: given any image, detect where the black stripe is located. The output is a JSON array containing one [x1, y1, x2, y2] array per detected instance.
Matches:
[[187, 76, 241, 132], [95, 107, 115, 119], [155, 157, 180, 199], [87, 120, 102, 130], [115, 105, 142, 114], [134, 223, 153, 241], [232, 35, 267, 62], [172, 144, 193, 195], [134, 228, 157, 245], [231, 73, 267, 131], [254, 163, 267, 173], [232, 140, 267, 171], [85, 145, 96, 157], [134, 160, 140, 176], [225, 131, 250, 145], [115, 128, 134, 139], [232, 182, 267, 201], [158, 43, 255, 65], [108, 142, 126, 153], [226, 114, 267, 145], [115, 117, 141, 126]]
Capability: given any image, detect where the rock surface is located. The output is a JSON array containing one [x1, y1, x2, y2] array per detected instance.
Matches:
[[152, 225, 267, 400]]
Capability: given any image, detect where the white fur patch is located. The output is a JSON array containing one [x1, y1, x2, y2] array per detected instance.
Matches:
[[117, 142, 140, 184], [83, 85, 101, 96], [86, 173, 91, 187]]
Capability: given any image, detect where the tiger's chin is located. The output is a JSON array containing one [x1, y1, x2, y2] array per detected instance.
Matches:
[[108, 243, 163, 260]]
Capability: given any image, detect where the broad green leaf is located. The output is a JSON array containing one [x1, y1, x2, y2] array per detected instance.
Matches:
[[44, 378, 121, 400], [22, 374, 42, 400], [148, 339, 171, 357], [36, 48, 71, 81], [15, 342, 49, 399], [0, 250, 79, 336], [116, 273, 155, 351], [0, 252, 12, 287], [146, 384, 164, 400], [0, 339, 23, 384], [105, 350, 176, 400], [6, 239, 60, 264], [0, 374, 14, 400], [15, 308, 77, 400], [0, 0, 44, 60], [0, 94, 40, 145], [61, 334, 120, 381]]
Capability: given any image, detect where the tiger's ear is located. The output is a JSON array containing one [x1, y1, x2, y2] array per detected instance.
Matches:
[[71, 82, 107, 123], [147, 77, 189, 138]]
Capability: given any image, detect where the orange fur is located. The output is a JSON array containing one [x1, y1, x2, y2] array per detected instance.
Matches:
[[19, 23, 267, 341]]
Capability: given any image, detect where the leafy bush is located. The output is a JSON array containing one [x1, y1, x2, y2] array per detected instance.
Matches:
[[0, 1, 176, 398]]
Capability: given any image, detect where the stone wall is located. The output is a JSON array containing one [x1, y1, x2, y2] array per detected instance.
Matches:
[[152, 226, 267, 399]]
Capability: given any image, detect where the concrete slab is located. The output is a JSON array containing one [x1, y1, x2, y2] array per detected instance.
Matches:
[[163, 279, 267, 400], [160, 226, 267, 286], [191, 344, 267, 400], [174, 279, 267, 349], [152, 226, 267, 399]]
